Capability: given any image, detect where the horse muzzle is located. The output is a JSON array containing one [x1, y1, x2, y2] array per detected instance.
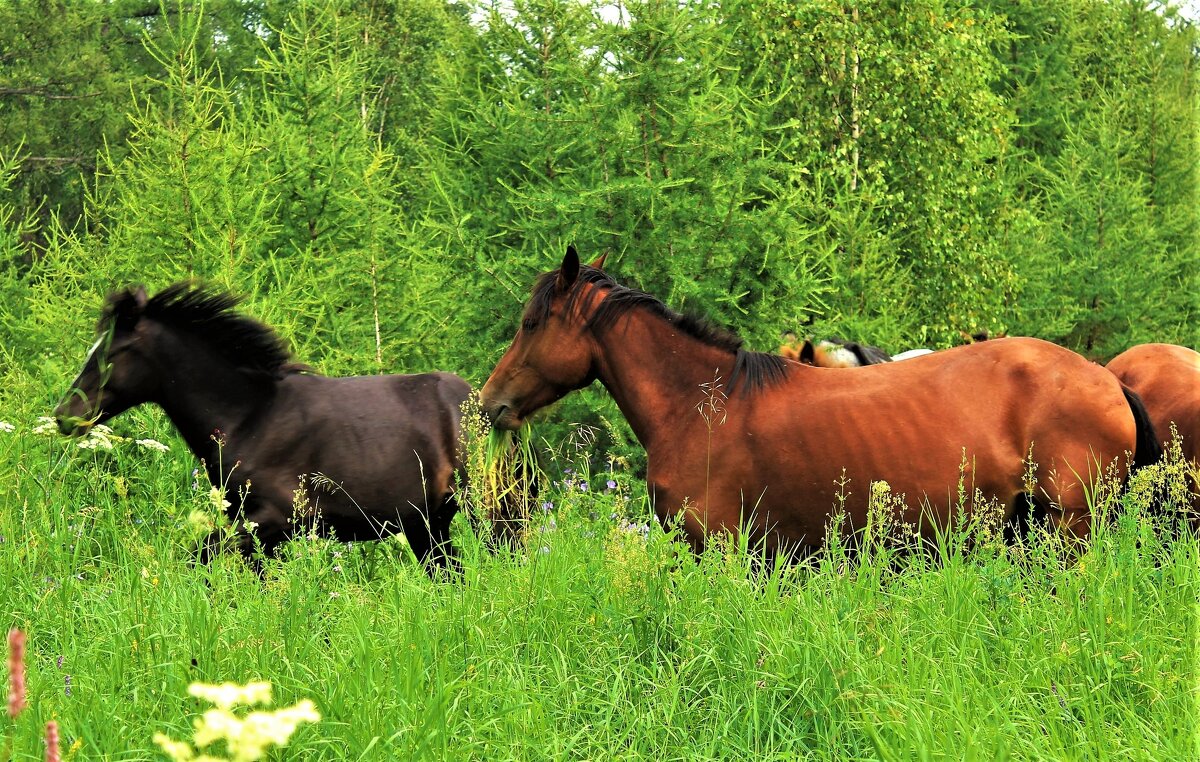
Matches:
[[55, 415, 93, 437], [482, 400, 522, 431], [53, 399, 96, 436]]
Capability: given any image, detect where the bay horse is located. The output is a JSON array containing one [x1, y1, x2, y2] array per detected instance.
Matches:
[[54, 283, 470, 576], [1107, 343, 1200, 523], [481, 247, 1159, 556]]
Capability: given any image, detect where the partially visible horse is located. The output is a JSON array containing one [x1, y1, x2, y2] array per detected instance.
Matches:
[[779, 334, 892, 368], [890, 348, 933, 362], [1107, 343, 1200, 524], [783, 329, 1009, 367], [482, 247, 1159, 557], [961, 330, 1007, 343], [54, 283, 470, 576]]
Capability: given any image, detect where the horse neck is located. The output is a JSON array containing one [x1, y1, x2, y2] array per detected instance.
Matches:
[[591, 308, 738, 451], [147, 325, 276, 462]]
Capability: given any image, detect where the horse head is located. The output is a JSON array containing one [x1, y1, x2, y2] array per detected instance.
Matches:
[[481, 246, 608, 430], [54, 285, 157, 435]]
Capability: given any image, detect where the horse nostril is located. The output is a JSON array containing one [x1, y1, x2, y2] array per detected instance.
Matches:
[[488, 404, 509, 425]]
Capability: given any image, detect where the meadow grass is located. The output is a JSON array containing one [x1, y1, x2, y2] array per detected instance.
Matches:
[[1, 407, 1197, 761]]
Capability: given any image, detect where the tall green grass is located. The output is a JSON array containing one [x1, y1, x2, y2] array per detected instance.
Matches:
[[1, 407, 1197, 760]]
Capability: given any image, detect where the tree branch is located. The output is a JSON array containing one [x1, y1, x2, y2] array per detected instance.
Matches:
[[0, 86, 102, 100]]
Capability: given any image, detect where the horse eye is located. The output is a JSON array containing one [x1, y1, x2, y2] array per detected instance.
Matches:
[[521, 318, 538, 332]]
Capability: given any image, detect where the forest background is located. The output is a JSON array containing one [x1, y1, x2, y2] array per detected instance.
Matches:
[[0, 0, 1197, 449]]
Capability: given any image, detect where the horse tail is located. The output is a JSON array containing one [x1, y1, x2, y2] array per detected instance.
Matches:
[[1122, 385, 1162, 472]]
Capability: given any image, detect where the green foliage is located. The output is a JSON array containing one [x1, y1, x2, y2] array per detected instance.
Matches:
[[0, 414, 1196, 758], [0, 0, 275, 237], [984, 0, 1200, 354], [1, 0, 1195, 388], [726, 0, 1019, 347]]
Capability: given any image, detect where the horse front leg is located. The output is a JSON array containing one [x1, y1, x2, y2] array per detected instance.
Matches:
[[400, 500, 460, 579], [197, 496, 291, 568]]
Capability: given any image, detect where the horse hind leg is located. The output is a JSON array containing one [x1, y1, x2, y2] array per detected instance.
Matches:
[[1004, 492, 1048, 545], [1040, 488, 1093, 545]]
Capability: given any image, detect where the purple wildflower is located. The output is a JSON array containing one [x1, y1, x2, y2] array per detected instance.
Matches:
[[578, 481, 589, 492], [606, 479, 617, 491]]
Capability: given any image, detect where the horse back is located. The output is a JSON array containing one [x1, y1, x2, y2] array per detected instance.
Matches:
[[732, 338, 1136, 539], [1107, 343, 1200, 461], [251, 371, 471, 510]]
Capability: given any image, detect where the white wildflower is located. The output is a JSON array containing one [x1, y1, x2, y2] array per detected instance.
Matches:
[[186, 511, 215, 540], [188, 681, 273, 710], [209, 486, 232, 511], [136, 438, 170, 452], [152, 733, 196, 762], [32, 416, 57, 435], [0, 421, 14, 433], [77, 423, 121, 451], [156, 682, 319, 762]]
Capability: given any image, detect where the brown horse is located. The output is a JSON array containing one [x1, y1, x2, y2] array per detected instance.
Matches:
[[481, 247, 1159, 556], [1107, 343, 1200, 521], [54, 283, 470, 576]]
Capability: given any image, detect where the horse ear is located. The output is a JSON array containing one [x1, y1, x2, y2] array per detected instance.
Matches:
[[111, 285, 148, 329], [557, 245, 581, 291], [799, 340, 816, 365], [589, 251, 608, 270]]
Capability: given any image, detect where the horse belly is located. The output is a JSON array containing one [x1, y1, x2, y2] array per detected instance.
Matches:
[[252, 411, 455, 536], [769, 421, 1018, 543]]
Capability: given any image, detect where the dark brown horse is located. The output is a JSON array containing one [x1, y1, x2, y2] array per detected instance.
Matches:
[[481, 248, 1159, 555], [1107, 343, 1200, 522], [54, 283, 469, 575]]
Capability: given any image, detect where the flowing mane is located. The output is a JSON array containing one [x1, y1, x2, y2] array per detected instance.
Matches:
[[102, 282, 297, 378], [523, 265, 787, 394]]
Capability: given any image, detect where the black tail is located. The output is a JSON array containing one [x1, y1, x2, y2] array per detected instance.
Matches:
[[1123, 385, 1163, 471]]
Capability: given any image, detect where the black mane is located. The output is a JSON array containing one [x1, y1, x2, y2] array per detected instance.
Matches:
[[524, 265, 787, 394], [103, 282, 296, 378]]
